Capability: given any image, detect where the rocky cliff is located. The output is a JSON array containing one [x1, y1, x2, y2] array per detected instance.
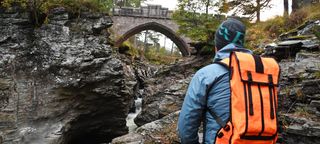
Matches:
[[0, 6, 136, 144], [134, 56, 210, 127], [278, 52, 320, 144]]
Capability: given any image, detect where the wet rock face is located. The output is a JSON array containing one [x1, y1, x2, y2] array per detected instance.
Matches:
[[134, 57, 210, 126], [278, 51, 320, 144], [264, 20, 320, 60], [0, 7, 134, 144], [112, 111, 180, 144]]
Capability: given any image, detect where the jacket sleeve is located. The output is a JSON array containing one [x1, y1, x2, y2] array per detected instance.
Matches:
[[178, 72, 207, 144]]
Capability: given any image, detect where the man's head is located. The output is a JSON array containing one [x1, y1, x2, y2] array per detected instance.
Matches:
[[214, 18, 246, 51]]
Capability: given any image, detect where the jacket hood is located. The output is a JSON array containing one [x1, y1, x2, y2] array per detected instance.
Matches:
[[213, 43, 252, 62]]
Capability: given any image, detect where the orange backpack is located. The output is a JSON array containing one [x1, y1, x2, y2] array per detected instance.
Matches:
[[209, 52, 280, 144]]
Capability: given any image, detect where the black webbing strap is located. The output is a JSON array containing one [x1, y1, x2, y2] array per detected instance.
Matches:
[[214, 61, 229, 70], [253, 55, 264, 73], [247, 71, 254, 116], [268, 74, 275, 119], [207, 107, 227, 127]]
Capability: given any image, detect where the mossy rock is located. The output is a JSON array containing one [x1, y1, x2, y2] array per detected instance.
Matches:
[[286, 35, 315, 40], [0, 113, 15, 121], [0, 79, 11, 90]]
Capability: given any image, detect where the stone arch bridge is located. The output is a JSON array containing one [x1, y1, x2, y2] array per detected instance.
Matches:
[[111, 5, 192, 56]]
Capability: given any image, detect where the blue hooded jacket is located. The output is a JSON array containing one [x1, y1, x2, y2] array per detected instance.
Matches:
[[178, 43, 252, 144]]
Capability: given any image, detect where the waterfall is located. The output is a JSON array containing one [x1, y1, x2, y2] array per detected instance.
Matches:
[[126, 97, 142, 133]]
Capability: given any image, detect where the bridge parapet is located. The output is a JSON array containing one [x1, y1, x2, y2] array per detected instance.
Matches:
[[112, 5, 173, 19]]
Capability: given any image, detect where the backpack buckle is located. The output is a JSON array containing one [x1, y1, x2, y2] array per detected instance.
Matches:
[[224, 125, 230, 131], [217, 132, 224, 138]]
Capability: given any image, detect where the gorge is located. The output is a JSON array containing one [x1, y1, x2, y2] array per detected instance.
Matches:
[[0, 5, 320, 144]]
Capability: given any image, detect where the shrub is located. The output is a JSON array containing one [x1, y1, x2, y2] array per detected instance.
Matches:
[[245, 3, 320, 50], [314, 70, 320, 79], [312, 25, 320, 41], [286, 10, 308, 30], [263, 16, 287, 37], [246, 24, 272, 49], [120, 41, 140, 58], [0, 0, 113, 26], [145, 47, 181, 65], [285, 3, 320, 30], [1, 0, 112, 12]]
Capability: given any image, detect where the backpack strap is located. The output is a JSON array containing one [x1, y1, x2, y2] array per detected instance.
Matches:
[[204, 58, 230, 128], [215, 58, 230, 69]]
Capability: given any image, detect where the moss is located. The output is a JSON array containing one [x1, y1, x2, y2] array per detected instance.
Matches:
[[312, 25, 320, 41], [293, 106, 312, 117], [0, 79, 10, 90], [253, 48, 265, 55], [287, 35, 314, 40], [0, 113, 15, 121], [1, 0, 112, 27], [315, 71, 320, 79]]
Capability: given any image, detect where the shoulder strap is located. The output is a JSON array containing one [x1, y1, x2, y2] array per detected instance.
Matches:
[[204, 58, 230, 127], [214, 58, 230, 69]]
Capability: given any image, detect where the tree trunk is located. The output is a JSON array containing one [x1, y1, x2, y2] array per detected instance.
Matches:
[[144, 30, 148, 52], [292, 0, 299, 12], [256, 0, 261, 22], [205, 0, 209, 15], [163, 37, 167, 50], [171, 42, 174, 55], [284, 0, 289, 16]]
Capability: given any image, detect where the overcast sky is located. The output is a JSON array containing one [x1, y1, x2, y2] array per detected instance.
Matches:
[[142, 0, 292, 21]]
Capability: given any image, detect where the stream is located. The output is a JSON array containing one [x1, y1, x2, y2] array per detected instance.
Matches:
[[126, 98, 142, 132]]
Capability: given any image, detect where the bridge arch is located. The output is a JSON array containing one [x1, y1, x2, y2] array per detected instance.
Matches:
[[115, 22, 190, 56]]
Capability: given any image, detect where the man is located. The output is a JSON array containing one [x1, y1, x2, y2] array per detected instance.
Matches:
[[178, 18, 252, 144]]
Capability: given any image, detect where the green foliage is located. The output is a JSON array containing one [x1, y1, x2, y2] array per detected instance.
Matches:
[[218, 0, 230, 14], [145, 47, 182, 65], [252, 48, 265, 55], [245, 2, 320, 50], [284, 3, 320, 30], [122, 37, 182, 65], [312, 25, 320, 41], [315, 71, 320, 79], [1, 0, 114, 12], [172, 10, 221, 42], [172, 0, 223, 53], [1, 0, 114, 26], [263, 16, 287, 36], [227, 0, 272, 22], [294, 106, 311, 117], [1, 0, 27, 8], [122, 41, 140, 57], [286, 10, 308, 29], [173, 0, 224, 41], [246, 23, 271, 49], [115, 0, 146, 8]]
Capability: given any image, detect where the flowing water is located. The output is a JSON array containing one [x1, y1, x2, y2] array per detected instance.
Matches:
[[126, 98, 142, 132]]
